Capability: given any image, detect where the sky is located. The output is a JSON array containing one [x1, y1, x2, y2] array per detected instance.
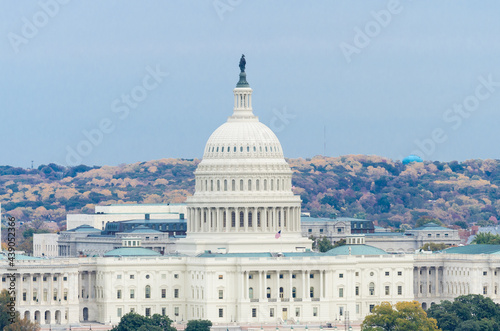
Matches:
[[1, 1, 500, 168]]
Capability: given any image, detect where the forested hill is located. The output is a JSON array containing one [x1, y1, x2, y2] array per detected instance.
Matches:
[[2, 155, 500, 230]]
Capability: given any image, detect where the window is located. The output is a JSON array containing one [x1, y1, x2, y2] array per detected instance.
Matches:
[[117, 290, 122, 299], [310, 273, 314, 279], [369, 305, 375, 313], [174, 274, 179, 279], [279, 274, 283, 279], [270, 308, 274, 317], [355, 286, 359, 296], [398, 286, 402, 295], [53, 276, 57, 281], [339, 273, 344, 278], [339, 288, 344, 298], [219, 309, 223, 318], [43, 276, 47, 281], [369, 283, 375, 296], [370, 272, 374, 276], [219, 290, 223, 299], [53, 289, 58, 301], [266, 287, 271, 298], [146, 274, 150, 279], [445, 233, 449, 237], [174, 307, 179, 316], [33, 276, 37, 282], [174, 289, 179, 298], [308, 229, 312, 233], [130, 275, 135, 280], [33, 290, 37, 301], [64, 290, 67, 301], [162, 308, 166, 316], [279, 287, 284, 299], [161, 289, 166, 298], [145, 286, 151, 299], [385, 271, 390, 276], [218, 275, 223, 279], [320, 229, 323, 233], [484, 286, 488, 295], [145, 308, 151, 317], [130, 289, 135, 299], [355, 272, 359, 276], [23, 291, 26, 301], [117, 308, 122, 317], [292, 287, 296, 298], [249, 274, 253, 279], [252, 308, 257, 318], [484, 271, 488, 276], [339, 307, 344, 316], [266, 274, 271, 279], [397, 271, 402, 276], [249, 288, 253, 299], [310, 287, 314, 298], [117, 274, 122, 280], [313, 307, 318, 317], [385, 286, 390, 295], [292, 274, 296, 279]]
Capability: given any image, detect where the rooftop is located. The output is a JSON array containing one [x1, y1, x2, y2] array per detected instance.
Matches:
[[443, 245, 500, 255], [103, 247, 162, 257]]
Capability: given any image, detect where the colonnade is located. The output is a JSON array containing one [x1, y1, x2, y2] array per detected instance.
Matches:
[[187, 206, 301, 233]]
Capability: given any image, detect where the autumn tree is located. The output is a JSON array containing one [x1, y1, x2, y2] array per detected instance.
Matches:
[[471, 232, 500, 245], [0, 290, 39, 330], [362, 301, 439, 331]]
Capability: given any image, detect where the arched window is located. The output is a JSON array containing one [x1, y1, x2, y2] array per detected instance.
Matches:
[[145, 285, 151, 299], [369, 282, 375, 296], [257, 212, 261, 227], [264, 179, 268, 190], [249, 287, 254, 299], [292, 287, 297, 298], [279, 287, 284, 299], [224, 180, 228, 191], [248, 179, 252, 191], [247, 146, 250, 152], [53, 289, 58, 301], [310, 287, 314, 298], [248, 212, 253, 227], [232, 180, 235, 191], [240, 179, 244, 191], [223, 211, 227, 228], [217, 180, 220, 191], [210, 180, 214, 191], [256, 179, 260, 191], [271, 179, 274, 190], [266, 287, 271, 298], [277, 180, 280, 190], [231, 212, 236, 228], [240, 211, 244, 228]]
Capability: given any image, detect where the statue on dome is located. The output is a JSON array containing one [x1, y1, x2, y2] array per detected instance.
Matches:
[[239, 54, 246, 72]]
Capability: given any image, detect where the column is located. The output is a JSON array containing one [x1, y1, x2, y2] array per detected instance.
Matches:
[[253, 208, 257, 232], [244, 207, 248, 232], [435, 267, 439, 295], [302, 270, 306, 299], [320, 270, 324, 298], [289, 271, 293, 301], [259, 271, 263, 300], [306, 270, 311, 299], [417, 267, 420, 298], [225, 207, 229, 233], [235, 208, 239, 232], [208, 208, 212, 233], [276, 270, 280, 300], [273, 208, 277, 232], [263, 208, 268, 232], [216, 208, 221, 232], [263, 271, 267, 300]]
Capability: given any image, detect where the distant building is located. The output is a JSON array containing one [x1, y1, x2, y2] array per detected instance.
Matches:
[[66, 203, 187, 230], [301, 216, 374, 243], [33, 233, 59, 257]]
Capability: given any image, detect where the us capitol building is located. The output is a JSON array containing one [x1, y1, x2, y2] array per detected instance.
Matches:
[[2, 58, 500, 328]]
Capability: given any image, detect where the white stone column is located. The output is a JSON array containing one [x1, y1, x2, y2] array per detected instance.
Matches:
[[244, 207, 248, 232], [259, 271, 263, 300], [253, 208, 257, 232], [263, 271, 267, 300], [289, 270, 293, 300], [302, 270, 306, 299], [276, 270, 280, 300], [263, 208, 268, 232], [225, 207, 229, 232], [235, 208, 239, 232]]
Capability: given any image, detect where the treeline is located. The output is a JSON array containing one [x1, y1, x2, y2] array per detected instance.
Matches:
[[2, 155, 500, 230]]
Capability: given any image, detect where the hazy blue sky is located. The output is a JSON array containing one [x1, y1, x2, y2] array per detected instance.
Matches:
[[2, 1, 500, 167]]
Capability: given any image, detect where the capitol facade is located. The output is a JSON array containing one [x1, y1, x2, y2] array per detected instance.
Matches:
[[2, 59, 500, 328]]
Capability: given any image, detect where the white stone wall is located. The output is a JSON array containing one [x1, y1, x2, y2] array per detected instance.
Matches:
[[33, 233, 60, 257]]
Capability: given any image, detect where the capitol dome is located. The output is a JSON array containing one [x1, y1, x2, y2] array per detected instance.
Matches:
[[177, 55, 312, 255]]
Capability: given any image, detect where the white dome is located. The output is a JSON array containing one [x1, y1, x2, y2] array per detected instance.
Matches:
[[203, 120, 284, 160]]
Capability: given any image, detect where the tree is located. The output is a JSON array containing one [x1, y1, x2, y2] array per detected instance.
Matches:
[[317, 237, 334, 252], [185, 319, 212, 331], [420, 243, 448, 252], [362, 301, 439, 331], [0, 290, 39, 331], [427, 294, 500, 331], [111, 312, 176, 331], [471, 232, 500, 245]]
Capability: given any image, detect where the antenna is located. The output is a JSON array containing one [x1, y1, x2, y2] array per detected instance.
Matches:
[[31, 160, 34, 169]]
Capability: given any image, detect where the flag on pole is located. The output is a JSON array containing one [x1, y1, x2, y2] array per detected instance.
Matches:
[[275, 230, 281, 239]]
